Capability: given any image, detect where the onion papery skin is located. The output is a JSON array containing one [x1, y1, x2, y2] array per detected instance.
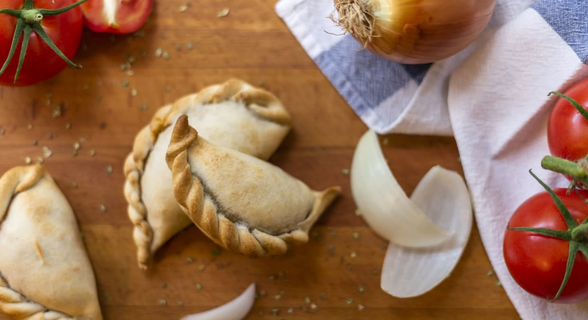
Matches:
[[334, 0, 497, 64]]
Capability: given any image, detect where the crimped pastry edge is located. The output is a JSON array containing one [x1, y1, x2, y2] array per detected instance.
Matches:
[[123, 79, 293, 268], [166, 115, 340, 257]]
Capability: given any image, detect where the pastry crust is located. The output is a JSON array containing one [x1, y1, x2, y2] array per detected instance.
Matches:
[[0, 165, 102, 320], [124, 79, 292, 268], [166, 115, 340, 257]]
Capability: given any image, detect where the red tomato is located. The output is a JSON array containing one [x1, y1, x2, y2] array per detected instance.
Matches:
[[504, 188, 588, 303], [548, 78, 588, 161], [0, 0, 83, 86], [81, 0, 151, 34]]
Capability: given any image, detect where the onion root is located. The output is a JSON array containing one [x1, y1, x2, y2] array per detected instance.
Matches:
[[330, 0, 377, 46]]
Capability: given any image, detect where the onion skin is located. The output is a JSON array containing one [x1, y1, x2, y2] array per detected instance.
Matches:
[[334, 0, 497, 64]]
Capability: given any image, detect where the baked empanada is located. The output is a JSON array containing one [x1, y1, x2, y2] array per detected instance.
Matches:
[[0, 165, 102, 320], [124, 79, 292, 268], [166, 115, 340, 256]]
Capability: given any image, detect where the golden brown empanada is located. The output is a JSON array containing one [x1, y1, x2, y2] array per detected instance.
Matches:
[[166, 115, 340, 256], [0, 165, 102, 320], [124, 79, 292, 268]]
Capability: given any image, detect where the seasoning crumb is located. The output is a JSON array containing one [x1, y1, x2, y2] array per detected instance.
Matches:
[[162, 51, 170, 60], [165, 85, 171, 92], [217, 8, 230, 17], [358, 285, 365, 293], [106, 165, 113, 174], [287, 307, 294, 314], [140, 104, 149, 111], [320, 293, 326, 300], [126, 70, 135, 77], [350, 252, 357, 259], [341, 168, 350, 175], [96, 96, 103, 103], [46, 133, 53, 140], [100, 204, 106, 212], [304, 296, 311, 304], [186, 42, 194, 50], [198, 264, 205, 271], [27, 124, 33, 130], [345, 298, 353, 305], [119, 63, 128, 71], [179, 3, 190, 12], [158, 299, 167, 306], [79, 137, 87, 143], [36, 157, 44, 164], [274, 291, 284, 300], [71, 182, 78, 188], [72, 149, 78, 157], [269, 274, 276, 281], [65, 123, 71, 130], [380, 243, 388, 250], [122, 80, 129, 88], [155, 48, 163, 57], [83, 84, 89, 90], [382, 137, 389, 146], [271, 309, 280, 316], [176, 45, 182, 52], [99, 122, 107, 129], [32, 139, 37, 146], [177, 301, 184, 306], [97, 80, 103, 86], [328, 245, 335, 255], [25, 157, 32, 164], [131, 88, 138, 97], [310, 303, 318, 311], [358, 304, 365, 311], [352, 232, 359, 239], [487, 270, 495, 277], [73, 142, 80, 150], [495, 280, 502, 287], [355, 209, 362, 216], [186, 257, 193, 263], [42, 146, 52, 159], [195, 283, 203, 290], [162, 283, 167, 289], [258, 289, 266, 297], [212, 247, 221, 256]]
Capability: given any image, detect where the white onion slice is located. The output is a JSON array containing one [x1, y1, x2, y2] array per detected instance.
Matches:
[[350, 130, 451, 247], [381, 166, 473, 298], [180, 284, 256, 320]]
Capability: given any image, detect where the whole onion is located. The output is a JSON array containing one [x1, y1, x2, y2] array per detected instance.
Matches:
[[332, 0, 497, 64]]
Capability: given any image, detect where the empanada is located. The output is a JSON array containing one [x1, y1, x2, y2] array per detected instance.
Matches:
[[166, 115, 340, 256], [0, 165, 102, 320], [124, 79, 292, 268]]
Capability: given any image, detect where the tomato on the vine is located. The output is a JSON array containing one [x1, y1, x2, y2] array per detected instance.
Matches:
[[504, 180, 588, 303], [0, 0, 86, 86], [81, 0, 151, 35], [548, 78, 588, 161]]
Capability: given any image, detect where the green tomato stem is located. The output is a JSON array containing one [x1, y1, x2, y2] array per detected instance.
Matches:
[[20, 9, 43, 24], [0, 0, 89, 83], [571, 223, 588, 243]]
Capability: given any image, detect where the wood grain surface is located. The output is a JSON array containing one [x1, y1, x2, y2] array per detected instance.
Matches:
[[0, 0, 520, 319]]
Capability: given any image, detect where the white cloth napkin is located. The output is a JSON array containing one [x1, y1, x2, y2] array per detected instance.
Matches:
[[276, 0, 588, 319]]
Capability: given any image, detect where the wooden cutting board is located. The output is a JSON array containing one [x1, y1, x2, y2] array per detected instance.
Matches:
[[0, 0, 520, 319]]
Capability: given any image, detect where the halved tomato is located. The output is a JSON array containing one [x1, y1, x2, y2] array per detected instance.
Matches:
[[81, 0, 151, 34]]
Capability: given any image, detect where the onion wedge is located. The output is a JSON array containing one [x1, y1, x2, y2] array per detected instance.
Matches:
[[180, 284, 256, 320], [381, 166, 473, 297], [350, 130, 451, 247]]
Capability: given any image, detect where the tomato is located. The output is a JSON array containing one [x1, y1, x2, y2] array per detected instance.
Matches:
[[504, 188, 588, 303], [548, 78, 588, 161], [0, 0, 84, 86], [81, 0, 151, 34]]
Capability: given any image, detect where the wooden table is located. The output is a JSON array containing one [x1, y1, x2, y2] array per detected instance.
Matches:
[[0, 0, 521, 319]]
